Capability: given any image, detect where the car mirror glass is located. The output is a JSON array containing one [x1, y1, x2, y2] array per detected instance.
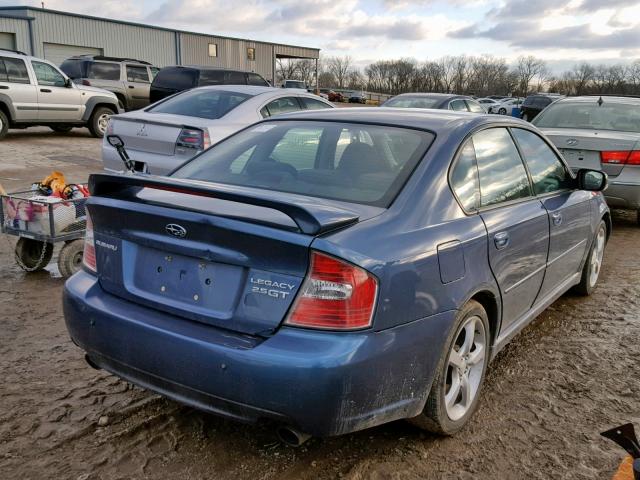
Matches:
[[580, 169, 607, 191]]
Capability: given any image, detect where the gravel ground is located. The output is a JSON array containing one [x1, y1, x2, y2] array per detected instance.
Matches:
[[0, 128, 638, 480]]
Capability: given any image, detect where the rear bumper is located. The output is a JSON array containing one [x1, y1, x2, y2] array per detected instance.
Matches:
[[101, 143, 197, 176], [63, 271, 456, 436], [605, 181, 640, 209]]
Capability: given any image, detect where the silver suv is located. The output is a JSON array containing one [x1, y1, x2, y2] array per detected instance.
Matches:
[[0, 49, 121, 139], [61, 55, 158, 111]]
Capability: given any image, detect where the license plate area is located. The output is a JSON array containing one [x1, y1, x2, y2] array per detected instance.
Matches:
[[124, 243, 244, 318]]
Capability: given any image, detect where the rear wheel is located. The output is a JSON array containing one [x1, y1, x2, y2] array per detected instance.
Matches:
[[499, 107, 507, 115], [574, 220, 607, 295], [58, 239, 84, 277], [0, 109, 8, 140], [15, 238, 53, 272], [88, 106, 113, 138], [409, 300, 490, 435], [50, 125, 73, 133]]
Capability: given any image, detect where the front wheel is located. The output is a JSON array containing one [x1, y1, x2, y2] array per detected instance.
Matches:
[[408, 300, 490, 435], [88, 106, 113, 138], [0, 109, 8, 140], [499, 107, 507, 115], [574, 220, 607, 295]]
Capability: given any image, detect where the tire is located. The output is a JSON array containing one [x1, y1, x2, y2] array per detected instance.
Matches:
[[57, 239, 84, 278], [637, 209, 640, 227], [409, 300, 490, 435], [522, 113, 529, 121], [574, 220, 607, 295], [88, 106, 113, 138], [0, 109, 8, 140], [499, 108, 507, 115], [50, 125, 73, 133], [14, 238, 53, 272]]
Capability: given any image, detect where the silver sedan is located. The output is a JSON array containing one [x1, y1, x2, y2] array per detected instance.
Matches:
[[102, 85, 334, 175], [534, 95, 640, 225]]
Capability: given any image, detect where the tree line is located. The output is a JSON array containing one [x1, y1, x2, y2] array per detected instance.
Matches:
[[277, 55, 640, 98]]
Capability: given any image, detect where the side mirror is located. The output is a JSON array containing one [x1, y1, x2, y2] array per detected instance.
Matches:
[[65, 78, 73, 88], [577, 169, 608, 192], [106, 134, 124, 149]]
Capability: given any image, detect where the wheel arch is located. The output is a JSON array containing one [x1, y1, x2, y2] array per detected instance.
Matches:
[[82, 96, 119, 122], [467, 289, 501, 350], [602, 211, 612, 241]]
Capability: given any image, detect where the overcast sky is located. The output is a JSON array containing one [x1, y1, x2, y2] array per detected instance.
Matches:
[[5, 0, 640, 71]]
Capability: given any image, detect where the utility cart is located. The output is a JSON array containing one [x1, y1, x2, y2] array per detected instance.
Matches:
[[1, 188, 88, 277]]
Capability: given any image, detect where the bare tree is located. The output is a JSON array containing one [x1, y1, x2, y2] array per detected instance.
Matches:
[[327, 56, 353, 89], [515, 56, 546, 97], [276, 59, 298, 85]]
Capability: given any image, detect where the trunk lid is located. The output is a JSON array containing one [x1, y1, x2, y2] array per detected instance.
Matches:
[[87, 173, 379, 335], [541, 127, 640, 177]]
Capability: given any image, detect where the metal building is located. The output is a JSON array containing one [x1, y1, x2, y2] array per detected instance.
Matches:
[[0, 6, 320, 85]]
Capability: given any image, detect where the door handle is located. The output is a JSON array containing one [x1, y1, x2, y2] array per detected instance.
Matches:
[[494, 231, 510, 250], [128, 85, 135, 89], [0, 85, 8, 90], [551, 211, 563, 226], [40, 88, 52, 93]]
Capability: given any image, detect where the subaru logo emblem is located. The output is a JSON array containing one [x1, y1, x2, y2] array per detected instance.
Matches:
[[566, 138, 578, 146], [136, 124, 148, 137], [165, 224, 187, 238]]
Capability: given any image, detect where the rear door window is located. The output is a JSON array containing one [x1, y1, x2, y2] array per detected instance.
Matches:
[[1, 57, 30, 84], [148, 88, 252, 120], [299, 97, 332, 110], [88, 62, 120, 80], [225, 71, 246, 84], [152, 68, 197, 90], [466, 100, 484, 113], [173, 121, 434, 207], [512, 128, 573, 194], [263, 97, 302, 116], [449, 99, 467, 111], [126, 65, 150, 83], [473, 128, 532, 207], [198, 70, 224, 86]]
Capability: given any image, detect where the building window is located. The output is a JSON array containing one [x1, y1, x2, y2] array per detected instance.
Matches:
[[247, 47, 255, 61], [208, 43, 217, 57]]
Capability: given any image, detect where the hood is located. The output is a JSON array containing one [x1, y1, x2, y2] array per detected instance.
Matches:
[[75, 84, 118, 98]]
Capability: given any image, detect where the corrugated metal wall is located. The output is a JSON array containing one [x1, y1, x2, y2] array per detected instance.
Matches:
[[0, 16, 30, 53], [0, 7, 319, 82]]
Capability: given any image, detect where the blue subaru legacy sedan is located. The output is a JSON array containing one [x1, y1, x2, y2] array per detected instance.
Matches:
[[64, 108, 610, 440]]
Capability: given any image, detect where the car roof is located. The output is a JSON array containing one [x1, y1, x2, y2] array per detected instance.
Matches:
[[554, 95, 640, 105], [392, 93, 467, 100], [188, 85, 285, 95], [264, 106, 526, 133]]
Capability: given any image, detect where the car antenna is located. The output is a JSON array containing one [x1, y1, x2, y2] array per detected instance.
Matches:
[[597, 96, 604, 107], [106, 135, 136, 172]]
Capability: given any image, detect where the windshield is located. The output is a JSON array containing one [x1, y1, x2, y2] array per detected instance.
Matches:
[[534, 101, 640, 133], [148, 89, 252, 120], [172, 121, 434, 207], [382, 96, 440, 109]]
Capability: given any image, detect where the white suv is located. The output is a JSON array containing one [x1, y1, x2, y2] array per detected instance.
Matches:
[[0, 49, 121, 139]]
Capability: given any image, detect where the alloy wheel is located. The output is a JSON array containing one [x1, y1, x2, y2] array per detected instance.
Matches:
[[97, 113, 110, 134], [444, 315, 486, 422], [589, 225, 606, 288]]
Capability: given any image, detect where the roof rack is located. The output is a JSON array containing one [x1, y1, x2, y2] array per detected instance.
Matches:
[[74, 54, 151, 65], [0, 48, 28, 56]]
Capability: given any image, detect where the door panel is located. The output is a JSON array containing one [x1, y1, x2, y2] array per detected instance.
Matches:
[[31, 60, 82, 121], [538, 191, 591, 298], [480, 200, 549, 329], [125, 65, 151, 110]]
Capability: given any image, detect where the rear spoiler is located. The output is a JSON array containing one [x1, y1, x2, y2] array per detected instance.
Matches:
[[89, 173, 360, 236]]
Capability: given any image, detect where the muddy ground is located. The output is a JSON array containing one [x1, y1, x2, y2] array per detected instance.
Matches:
[[0, 128, 639, 479]]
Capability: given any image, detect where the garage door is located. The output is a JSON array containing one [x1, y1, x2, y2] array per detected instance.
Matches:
[[43, 43, 102, 66], [0, 32, 16, 51]]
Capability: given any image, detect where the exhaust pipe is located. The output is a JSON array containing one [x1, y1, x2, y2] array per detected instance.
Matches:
[[276, 426, 311, 447], [84, 354, 102, 370]]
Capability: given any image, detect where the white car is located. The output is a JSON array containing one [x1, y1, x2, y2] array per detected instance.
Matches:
[[102, 85, 334, 175], [476, 98, 501, 112], [489, 98, 523, 115]]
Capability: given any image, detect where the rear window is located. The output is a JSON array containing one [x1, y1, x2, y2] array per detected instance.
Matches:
[[383, 96, 440, 109], [172, 121, 434, 207], [534, 101, 640, 133], [152, 67, 197, 90], [88, 62, 120, 81], [148, 88, 252, 120], [60, 59, 87, 79]]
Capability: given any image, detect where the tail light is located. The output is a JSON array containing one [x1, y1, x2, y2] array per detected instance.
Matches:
[[83, 212, 97, 273], [176, 128, 211, 151], [600, 150, 640, 165], [81, 79, 91, 86], [285, 251, 378, 330]]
